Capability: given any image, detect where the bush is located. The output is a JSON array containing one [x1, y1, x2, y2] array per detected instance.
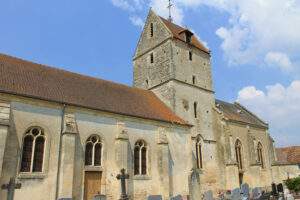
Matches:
[[285, 177, 300, 192]]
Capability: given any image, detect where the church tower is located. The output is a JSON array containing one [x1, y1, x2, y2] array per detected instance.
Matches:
[[133, 10, 221, 192], [133, 10, 215, 140]]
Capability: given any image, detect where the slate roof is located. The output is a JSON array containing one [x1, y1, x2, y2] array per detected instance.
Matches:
[[276, 146, 300, 165], [159, 17, 210, 54], [0, 53, 187, 125], [215, 99, 268, 128]]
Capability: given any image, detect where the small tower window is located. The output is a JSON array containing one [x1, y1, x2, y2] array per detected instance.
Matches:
[[150, 23, 154, 37], [150, 53, 154, 64], [189, 51, 193, 61], [194, 102, 198, 118], [146, 79, 149, 87], [185, 31, 193, 43], [196, 137, 203, 169], [192, 76, 196, 85]]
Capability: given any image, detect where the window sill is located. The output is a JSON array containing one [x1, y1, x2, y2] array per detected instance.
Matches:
[[84, 166, 103, 172], [18, 172, 46, 179], [133, 175, 151, 180]]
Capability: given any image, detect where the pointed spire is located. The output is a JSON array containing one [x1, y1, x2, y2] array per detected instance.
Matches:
[[167, 0, 173, 22]]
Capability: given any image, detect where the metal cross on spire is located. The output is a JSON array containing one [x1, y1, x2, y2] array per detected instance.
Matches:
[[167, 0, 173, 22]]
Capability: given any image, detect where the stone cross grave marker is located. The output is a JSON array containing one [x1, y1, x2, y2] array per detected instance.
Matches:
[[116, 168, 129, 200], [147, 195, 162, 200], [241, 183, 250, 199], [204, 190, 214, 200], [1, 177, 22, 200]]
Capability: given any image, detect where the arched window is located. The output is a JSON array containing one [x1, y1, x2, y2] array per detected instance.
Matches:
[[196, 138, 203, 169], [235, 139, 243, 170], [85, 135, 102, 166], [20, 127, 45, 173], [134, 140, 147, 175], [257, 142, 264, 168]]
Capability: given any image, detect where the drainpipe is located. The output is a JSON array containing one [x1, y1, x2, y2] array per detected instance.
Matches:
[[55, 104, 66, 200]]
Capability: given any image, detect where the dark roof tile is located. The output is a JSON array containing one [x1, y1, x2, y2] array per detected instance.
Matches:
[[276, 146, 300, 165], [160, 17, 210, 54], [0, 53, 187, 125], [216, 99, 268, 128]]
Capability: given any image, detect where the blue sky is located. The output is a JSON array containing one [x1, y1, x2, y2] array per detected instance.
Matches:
[[0, 0, 299, 147]]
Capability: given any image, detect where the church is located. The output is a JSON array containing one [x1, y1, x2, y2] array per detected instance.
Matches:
[[0, 10, 299, 200]]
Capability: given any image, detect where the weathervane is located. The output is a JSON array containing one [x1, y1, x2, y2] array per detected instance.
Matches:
[[167, 0, 173, 22]]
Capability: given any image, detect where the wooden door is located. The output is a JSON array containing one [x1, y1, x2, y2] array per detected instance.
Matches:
[[84, 171, 102, 200]]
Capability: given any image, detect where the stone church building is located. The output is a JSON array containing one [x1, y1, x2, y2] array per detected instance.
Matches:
[[0, 10, 299, 200]]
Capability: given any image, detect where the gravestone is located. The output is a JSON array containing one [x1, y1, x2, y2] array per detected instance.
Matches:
[[189, 169, 201, 200], [286, 193, 295, 200], [204, 190, 213, 200], [147, 195, 162, 200], [93, 194, 106, 200], [271, 183, 278, 196], [231, 188, 241, 200], [171, 195, 183, 200], [277, 183, 284, 193], [252, 188, 262, 200], [241, 183, 250, 199]]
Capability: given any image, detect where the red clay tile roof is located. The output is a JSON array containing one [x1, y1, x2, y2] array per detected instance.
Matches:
[[276, 146, 300, 165], [0, 53, 187, 125], [216, 99, 268, 128], [160, 17, 210, 54]]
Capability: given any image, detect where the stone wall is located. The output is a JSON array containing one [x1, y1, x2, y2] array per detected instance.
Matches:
[[0, 93, 192, 200], [219, 120, 276, 189]]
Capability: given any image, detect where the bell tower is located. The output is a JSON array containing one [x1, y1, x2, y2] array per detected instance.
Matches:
[[133, 10, 215, 138], [133, 9, 222, 194]]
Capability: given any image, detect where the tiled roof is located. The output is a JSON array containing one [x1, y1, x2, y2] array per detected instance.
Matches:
[[276, 146, 300, 165], [215, 99, 268, 128], [0, 53, 187, 125], [160, 17, 210, 54]]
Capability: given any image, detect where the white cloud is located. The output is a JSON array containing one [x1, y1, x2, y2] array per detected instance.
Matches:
[[265, 52, 293, 72], [110, 0, 300, 75], [129, 16, 144, 28], [237, 80, 300, 147], [111, 0, 135, 11], [150, 0, 184, 25], [176, 0, 300, 75]]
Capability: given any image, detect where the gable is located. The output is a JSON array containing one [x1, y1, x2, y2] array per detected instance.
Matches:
[[134, 10, 172, 58]]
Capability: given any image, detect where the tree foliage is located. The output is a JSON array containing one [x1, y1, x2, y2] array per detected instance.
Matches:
[[285, 177, 300, 192]]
